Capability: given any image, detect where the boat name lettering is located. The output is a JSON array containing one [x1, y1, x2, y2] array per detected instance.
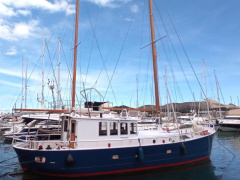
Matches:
[[112, 155, 119, 159], [35, 157, 46, 163]]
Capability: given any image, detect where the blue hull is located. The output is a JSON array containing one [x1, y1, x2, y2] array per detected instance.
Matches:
[[14, 134, 214, 177]]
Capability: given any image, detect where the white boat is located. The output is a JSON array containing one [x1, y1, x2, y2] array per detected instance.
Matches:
[[177, 114, 195, 128], [3, 114, 61, 141], [218, 116, 240, 132]]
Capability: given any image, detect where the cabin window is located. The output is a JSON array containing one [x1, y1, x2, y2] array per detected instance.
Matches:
[[71, 122, 75, 133], [110, 122, 118, 135], [130, 123, 137, 134], [64, 120, 68, 132], [99, 122, 107, 136], [120, 123, 128, 135]]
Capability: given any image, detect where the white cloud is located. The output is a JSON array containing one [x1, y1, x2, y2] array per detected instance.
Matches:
[[66, 4, 75, 15], [17, 9, 31, 16], [0, 3, 16, 16], [0, 67, 41, 81], [0, 67, 22, 78], [0, 4, 31, 17], [0, 20, 16, 41], [86, 0, 131, 8], [13, 20, 38, 38], [5, 47, 17, 55], [0, 80, 21, 87], [131, 4, 138, 13], [0, 0, 75, 16], [124, 17, 133, 22], [0, 19, 41, 41]]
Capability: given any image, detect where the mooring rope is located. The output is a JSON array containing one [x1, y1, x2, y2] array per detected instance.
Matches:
[[0, 156, 18, 164], [214, 136, 236, 162]]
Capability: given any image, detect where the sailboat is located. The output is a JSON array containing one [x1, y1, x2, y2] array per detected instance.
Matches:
[[12, 0, 216, 177]]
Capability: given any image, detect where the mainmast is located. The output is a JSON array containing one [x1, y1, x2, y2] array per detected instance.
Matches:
[[149, 0, 160, 112], [72, 0, 79, 110]]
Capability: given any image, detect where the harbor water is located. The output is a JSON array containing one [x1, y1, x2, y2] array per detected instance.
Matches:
[[0, 131, 239, 180]]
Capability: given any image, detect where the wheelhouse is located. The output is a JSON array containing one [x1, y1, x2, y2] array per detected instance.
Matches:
[[61, 114, 138, 149]]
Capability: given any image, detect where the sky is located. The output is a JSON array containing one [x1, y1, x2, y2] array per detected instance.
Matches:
[[0, 0, 240, 112]]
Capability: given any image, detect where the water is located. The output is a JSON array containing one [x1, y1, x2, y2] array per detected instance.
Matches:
[[0, 131, 239, 180]]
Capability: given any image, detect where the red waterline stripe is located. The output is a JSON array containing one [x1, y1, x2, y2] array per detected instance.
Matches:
[[22, 168, 28, 171], [32, 155, 210, 177]]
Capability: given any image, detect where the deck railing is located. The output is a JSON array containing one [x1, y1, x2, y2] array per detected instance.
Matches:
[[12, 125, 215, 151]]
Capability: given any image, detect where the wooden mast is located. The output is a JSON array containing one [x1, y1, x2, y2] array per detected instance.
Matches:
[[149, 0, 160, 112], [72, 0, 79, 111]]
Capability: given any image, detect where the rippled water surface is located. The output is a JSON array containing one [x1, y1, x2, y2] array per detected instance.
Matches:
[[0, 131, 240, 180]]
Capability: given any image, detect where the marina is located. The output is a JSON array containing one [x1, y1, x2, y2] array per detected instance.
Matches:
[[1, 0, 240, 179]]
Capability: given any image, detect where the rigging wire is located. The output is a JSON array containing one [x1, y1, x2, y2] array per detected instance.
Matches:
[[160, 0, 207, 101], [103, 18, 134, 101], [154, 1, 195, 101], [60, 41, 73, 101], [205, 62, 215, 100], [215, 71, 225, 104], [54, 3, 73, 107], [136, 1, 146, 108], [135, 2, 153, 108], [83, 1, 118, 105], [153, 0, 196, 102], [152, 10, 184, 103], [44, 40, 59, 108], [13, 55, 42, 108], [84, 4, 100, 84], [139, 1, 152, 106], [8, 75, 22, 109], [12, 2, 72, 110], [92, 10, 125, 99]]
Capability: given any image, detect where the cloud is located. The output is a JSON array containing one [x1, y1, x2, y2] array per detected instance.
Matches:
[[66, 4, 75, 15], [0, 80, 21, 87], [0, 3, 31, 17], [0, 67, 41, 81], [0, 67, 22, 78], [13, 20, 38, 38], [0, 0, 75, 16], [0, 19, 41, 41], [5, 47, 17, 55], [0, 21, 16, 41], [124, 17, 133, 22], [86, 0, 131, 8], [0, 3, 16, 16], [17, 9, 31, 16], [131, 4, 138, 13]]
